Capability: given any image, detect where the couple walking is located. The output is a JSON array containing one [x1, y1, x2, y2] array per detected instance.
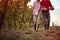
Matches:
[[33, 0, 54, 31]]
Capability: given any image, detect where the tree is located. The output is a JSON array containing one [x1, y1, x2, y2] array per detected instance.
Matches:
[[20, 0, 30, 29], [0, 0, 9, 33]]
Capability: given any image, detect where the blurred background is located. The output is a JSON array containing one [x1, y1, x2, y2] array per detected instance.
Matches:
[[0, 0, 60, 31]]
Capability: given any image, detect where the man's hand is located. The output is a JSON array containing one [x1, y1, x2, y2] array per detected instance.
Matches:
[[49, 7, 54, 10]]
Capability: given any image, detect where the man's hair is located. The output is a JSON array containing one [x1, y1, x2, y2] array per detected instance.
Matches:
[[42, 0, 49, 1], [42, 0, 44, 1], [37, 0, 40, 2]]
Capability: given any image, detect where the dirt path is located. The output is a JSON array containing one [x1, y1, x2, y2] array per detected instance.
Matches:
[[0, 27, 60, 40]]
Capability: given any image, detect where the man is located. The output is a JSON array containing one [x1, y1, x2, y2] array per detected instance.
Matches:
[[33, 0, 41, 31], [40, 0, 54, 30]]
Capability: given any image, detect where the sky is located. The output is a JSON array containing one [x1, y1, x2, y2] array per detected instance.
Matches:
[[50, 0, 60, 26], [28, 0, 60, 26]]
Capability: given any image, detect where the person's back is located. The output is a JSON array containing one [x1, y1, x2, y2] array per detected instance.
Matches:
[[33, 1, 40, 10], [40, 0, 54, 30], [41, 0, 54, 13], [33, 0, 40, 15], [33, 0, 41, 31]]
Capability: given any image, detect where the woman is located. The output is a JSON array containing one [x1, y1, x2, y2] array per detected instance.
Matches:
[[33, 0, 41, 31]]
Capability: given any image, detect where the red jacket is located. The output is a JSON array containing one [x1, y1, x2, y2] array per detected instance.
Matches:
[[41, 0, 54, 13]]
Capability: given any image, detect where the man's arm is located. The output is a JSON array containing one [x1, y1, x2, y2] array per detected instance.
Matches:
[[49, 1, 54, 10]]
